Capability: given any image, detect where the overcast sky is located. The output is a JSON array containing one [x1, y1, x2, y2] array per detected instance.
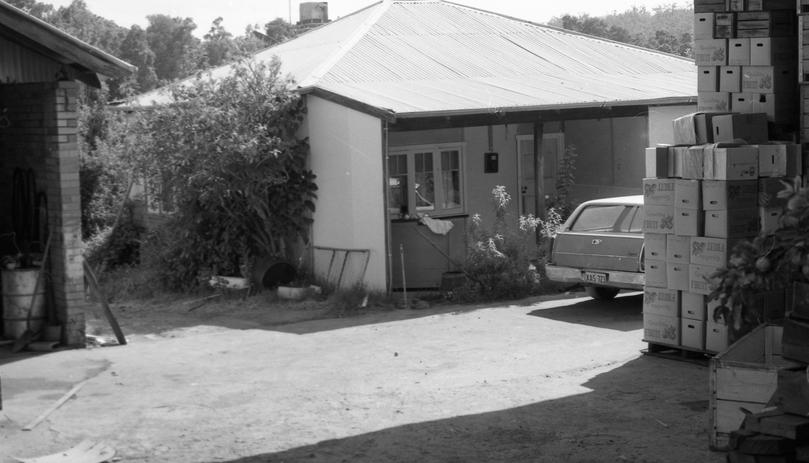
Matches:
[[43, 0, 689, 36]]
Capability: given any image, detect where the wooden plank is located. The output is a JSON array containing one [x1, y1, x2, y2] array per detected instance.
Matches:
[[766, 325, 784, 358], [725, 451, 756, 463], [710, 359, 721, 450], [769, 369, 809, 416], [83, 260, 126, 346], [715, 399, 769, 436], [307, 87, 395, 122], [718, 325, 766, 364], [711, 325, 795, 449], [795, 445, 809, 462], [746, 413, 809, 441], [23, 380, 87, 431], [14, 439, 114, 463], [389, 105, 652, 131], [738, 433, 795, 455], [713, 431, 731, 451], [784, 318, 809, 363], [715, 366, 779, 402], [695, 0, 728, 13], [729, 429, 757, 450]]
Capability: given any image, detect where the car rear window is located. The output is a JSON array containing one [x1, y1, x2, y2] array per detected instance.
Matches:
[[570, 205, 642, 233], [624, 206, 644, 233]]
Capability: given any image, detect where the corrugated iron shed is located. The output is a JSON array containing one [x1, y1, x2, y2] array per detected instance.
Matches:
[[130, 0, 696, 117]]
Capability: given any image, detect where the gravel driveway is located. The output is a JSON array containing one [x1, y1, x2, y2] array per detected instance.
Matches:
[[0, 292, 725, 462]]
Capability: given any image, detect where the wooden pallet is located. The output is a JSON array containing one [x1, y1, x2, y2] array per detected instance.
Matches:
[[642, 342, 714, 365]]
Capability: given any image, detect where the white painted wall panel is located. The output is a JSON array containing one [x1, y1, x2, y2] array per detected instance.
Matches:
[[649, 104, 698, 147], [305, 96, 386, 291]]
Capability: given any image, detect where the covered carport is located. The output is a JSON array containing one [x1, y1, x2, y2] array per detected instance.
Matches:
[[0, 3, 133, 346]]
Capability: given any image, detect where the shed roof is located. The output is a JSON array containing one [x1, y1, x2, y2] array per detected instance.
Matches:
[[130, 0, 697, 118], [0, 2, 134, 86]]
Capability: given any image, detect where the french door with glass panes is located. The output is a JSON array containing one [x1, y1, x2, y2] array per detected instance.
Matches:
[[388, 144, 464, 218]]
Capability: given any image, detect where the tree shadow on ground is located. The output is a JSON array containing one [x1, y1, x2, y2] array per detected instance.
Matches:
[[206, 355, 722, 463], [526, 292, 643, 332], [269, 292, 587, 336], [97, 290, 588, 338]]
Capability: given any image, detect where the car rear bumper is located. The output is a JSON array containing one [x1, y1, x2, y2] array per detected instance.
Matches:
[[545, 264, 645, 290]]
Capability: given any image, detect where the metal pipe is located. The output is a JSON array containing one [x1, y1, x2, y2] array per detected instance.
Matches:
[[400, 244, 407, 309], [383, 121, 393, 295]]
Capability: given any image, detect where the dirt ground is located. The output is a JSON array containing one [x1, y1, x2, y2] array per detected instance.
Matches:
[[1, 290, 726, 463]]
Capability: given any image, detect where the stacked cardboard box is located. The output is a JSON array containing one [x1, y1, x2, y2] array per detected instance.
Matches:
[[642, 112, 801, 353], [695, 0, 797, 125], [800, 6, 809, 173]]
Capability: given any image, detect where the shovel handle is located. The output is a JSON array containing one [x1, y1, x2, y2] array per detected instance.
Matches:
[[25, 231, 52, 329], [13, 232, 52, 352]]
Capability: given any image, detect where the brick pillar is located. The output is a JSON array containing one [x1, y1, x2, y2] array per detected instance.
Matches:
[[45, 81, 86, 347]]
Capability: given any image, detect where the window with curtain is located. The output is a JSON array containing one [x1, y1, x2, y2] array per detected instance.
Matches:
[[388, 145, 464, 217]]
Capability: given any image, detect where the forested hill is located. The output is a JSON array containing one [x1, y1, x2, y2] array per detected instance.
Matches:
[[548, 5, 694, 58]]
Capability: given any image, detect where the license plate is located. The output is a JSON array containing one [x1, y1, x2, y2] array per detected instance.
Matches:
[[582, 271, 607, 285]]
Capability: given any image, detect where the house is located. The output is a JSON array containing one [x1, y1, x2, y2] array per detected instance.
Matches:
[[0, 3, 134, 345], [130, 0, 697, 291]]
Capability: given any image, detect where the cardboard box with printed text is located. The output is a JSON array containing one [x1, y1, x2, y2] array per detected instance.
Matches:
[[703, 180, 759, 210], [705, 208, 760, 238], [644, 314, 681, 346], [644, 233, 667, 261], [643, 286, 681, 317]]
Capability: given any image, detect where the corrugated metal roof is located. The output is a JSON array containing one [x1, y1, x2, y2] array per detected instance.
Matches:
[[130, 0, 697, 117], [0, 2, 134, 81]]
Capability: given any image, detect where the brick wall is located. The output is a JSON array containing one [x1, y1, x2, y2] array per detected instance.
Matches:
[[0, 81, 87, 346]]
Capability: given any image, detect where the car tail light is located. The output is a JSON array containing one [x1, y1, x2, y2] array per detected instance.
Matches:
[[547, 236, 555, 263]]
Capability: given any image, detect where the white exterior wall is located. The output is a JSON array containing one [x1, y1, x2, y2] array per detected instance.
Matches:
[[648, 104, 698, 146], [305, 96, 387, 291]]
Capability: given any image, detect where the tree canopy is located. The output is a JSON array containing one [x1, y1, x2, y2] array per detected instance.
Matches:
[[123, 59, 316, 287], [4, 0, 280, 99], [549, 4, 694, 58]]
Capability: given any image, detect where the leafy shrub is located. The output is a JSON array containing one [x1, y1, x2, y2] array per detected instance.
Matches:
[[79, 89, 135, 240], [94, 263, 161, 301], [126, 223, 195, 293], [125, 58, 317, 289], [327, 285, 372, 316], [536, 207, 564, 259], [545, 144, 578, 217], [456, 186, 543, 301], [711, 177, 809, 333], [83, 203, 145, 270]]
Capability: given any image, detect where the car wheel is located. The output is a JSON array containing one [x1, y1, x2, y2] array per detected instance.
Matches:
[[585, 286, 620, 300]]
